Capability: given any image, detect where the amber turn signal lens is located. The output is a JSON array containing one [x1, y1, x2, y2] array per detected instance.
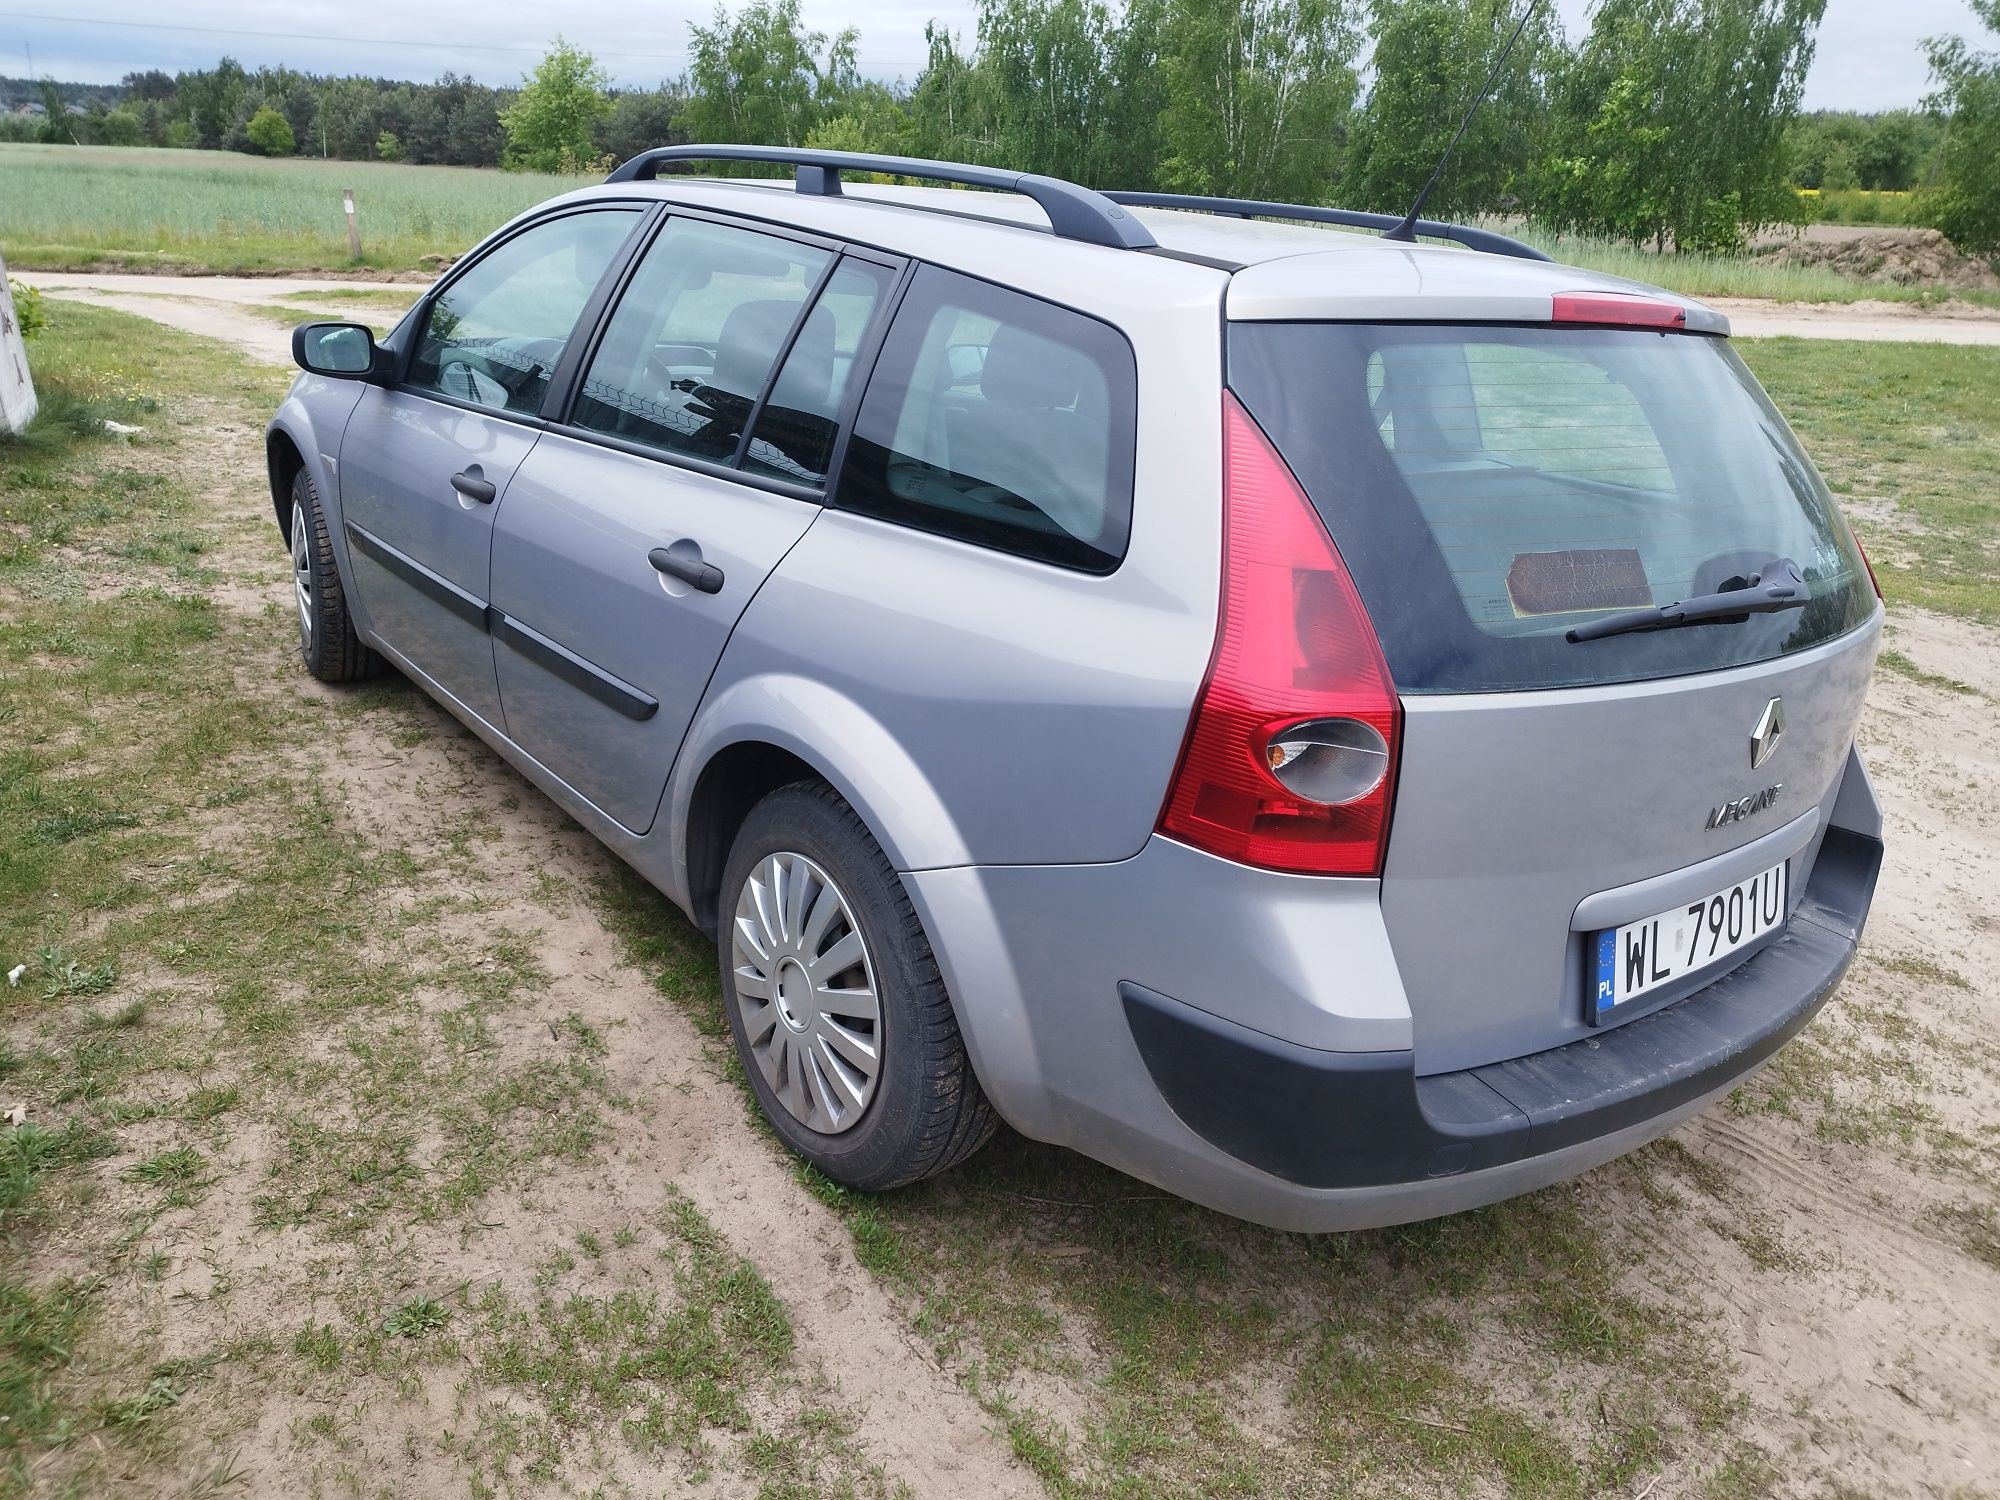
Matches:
[[1265, 717, 1391, 806]]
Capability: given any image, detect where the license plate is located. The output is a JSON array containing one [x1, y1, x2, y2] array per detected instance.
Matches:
[[1590, 861, 1789, 1023]]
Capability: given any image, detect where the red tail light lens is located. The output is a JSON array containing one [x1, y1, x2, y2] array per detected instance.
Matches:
[[1853, 534, 1882, 598], [1159, 393, 1401, 876], [1550, 292, 1687, 330]]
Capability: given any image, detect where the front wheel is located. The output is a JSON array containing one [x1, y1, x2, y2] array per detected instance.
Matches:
[[719, 781, 998, 1190], [289, 467, 382, 683]]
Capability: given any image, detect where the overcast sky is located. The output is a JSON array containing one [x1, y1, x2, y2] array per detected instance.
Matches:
[[2, 0, 1990, 112]]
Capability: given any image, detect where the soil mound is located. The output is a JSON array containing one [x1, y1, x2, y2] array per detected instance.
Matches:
[[1755, 227, 2000, 291]]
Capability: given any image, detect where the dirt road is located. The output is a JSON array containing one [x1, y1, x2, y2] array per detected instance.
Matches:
[[22, 270, 2000, 352], [19, 272, 416, 364], [1708, 295, 2000, 344]]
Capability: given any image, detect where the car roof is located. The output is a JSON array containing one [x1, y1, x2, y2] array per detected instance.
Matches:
[[544, 177, 1730, 335]]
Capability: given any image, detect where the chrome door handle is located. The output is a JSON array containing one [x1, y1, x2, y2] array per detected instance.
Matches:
[[649, 539, 724, 594], [451, 469, 497, 503]]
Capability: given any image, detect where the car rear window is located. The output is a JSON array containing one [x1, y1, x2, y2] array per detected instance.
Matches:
[[1228, 323, 1876, 693]]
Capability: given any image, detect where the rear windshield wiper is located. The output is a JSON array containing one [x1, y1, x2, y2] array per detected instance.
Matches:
[[1566, 559, 1808, 644]]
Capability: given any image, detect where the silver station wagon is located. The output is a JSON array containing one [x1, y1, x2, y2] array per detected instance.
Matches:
[[268, 146, 1883, 1231]]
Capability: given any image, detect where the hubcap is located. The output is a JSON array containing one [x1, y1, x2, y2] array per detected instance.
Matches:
[[730, 851, 880, 1135], [290, 502, 313, 649]]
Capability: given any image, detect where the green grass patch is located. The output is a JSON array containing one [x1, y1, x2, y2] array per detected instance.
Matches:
[[1737, 339, 2000, 625], [276, 286, 424, 306], [1928, 1200, 2000, 1271], [239, 301, 407, 338], [436, 1194, 863, 1492], [1876, 648, 1987, 697]]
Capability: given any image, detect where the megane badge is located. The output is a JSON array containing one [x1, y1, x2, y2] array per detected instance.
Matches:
[[1750, 698, 1785, 770]]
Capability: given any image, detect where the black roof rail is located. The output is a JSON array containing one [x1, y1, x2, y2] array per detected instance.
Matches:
[[1100, 192, 1552, 262], [605, 145, 1157, 252]]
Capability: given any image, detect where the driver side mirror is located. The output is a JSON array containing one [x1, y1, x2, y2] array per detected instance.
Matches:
[[292, 322, 391, 383]]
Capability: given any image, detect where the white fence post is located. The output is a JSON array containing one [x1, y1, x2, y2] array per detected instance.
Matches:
[[0, 249, 38, 435]]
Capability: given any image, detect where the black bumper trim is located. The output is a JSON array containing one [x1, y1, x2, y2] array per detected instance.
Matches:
[[1122, 824, 1881, 1190]]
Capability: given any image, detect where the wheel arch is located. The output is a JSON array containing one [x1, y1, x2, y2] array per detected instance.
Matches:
[[266, 426, 306, 537], [669, 674, 975, 939], [682, 741, 822, 937]]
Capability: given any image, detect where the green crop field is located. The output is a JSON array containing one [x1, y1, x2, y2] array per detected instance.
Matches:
[[0, 143, 575, 273], [5, 142, 1996, 309]]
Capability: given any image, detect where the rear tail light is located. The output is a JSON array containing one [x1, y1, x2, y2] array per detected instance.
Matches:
[[1158, 394, 1401, 876], [1854, 534, 1883, 598]]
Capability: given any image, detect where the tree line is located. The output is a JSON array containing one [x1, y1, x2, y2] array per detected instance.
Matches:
[[5, 0, 1998, 252]]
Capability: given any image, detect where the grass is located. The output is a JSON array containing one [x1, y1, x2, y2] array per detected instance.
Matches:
[[1876, 648, 1987, 698], [239, 300, 407, 338], [0, 142, 574, 273], [1737, 339, 2000, 625]]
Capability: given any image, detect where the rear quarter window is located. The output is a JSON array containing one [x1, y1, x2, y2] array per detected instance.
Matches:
[[834, 266, 1137, 573], [1231, 323, 1875, 692]]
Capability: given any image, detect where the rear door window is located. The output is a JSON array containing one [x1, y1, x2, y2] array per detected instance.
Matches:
[[1230, 323, 1875, 692], [572, 218, 833, 465], [835, 266, 1137, 573]]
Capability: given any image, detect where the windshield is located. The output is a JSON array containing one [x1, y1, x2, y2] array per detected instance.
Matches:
[[1227, 324, 1875, 693]]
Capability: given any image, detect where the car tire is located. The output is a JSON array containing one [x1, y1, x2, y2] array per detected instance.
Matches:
[[719, 780, 998, 1190], [288, 467, 382, 683]]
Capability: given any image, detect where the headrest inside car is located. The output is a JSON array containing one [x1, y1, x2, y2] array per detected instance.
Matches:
[[980, 323, 1091, 412]]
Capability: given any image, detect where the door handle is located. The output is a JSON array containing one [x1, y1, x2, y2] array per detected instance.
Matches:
[[649, 539, 724, 595], [451, 469, 497, 504]]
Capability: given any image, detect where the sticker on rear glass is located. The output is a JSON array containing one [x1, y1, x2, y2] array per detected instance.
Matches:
[[1507, 548, 1652, 617]]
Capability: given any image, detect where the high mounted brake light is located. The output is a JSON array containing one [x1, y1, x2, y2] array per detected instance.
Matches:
[[1550, 293, 1687, 330], [1158, 394, 1401, 877]]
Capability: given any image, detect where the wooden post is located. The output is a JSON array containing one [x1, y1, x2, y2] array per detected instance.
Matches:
[[343, 188, 362, 261]]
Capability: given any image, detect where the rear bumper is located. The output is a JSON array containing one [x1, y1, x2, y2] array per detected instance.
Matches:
[[1121, 824, 1879, 1193], [906, 757, 1880, 1233]]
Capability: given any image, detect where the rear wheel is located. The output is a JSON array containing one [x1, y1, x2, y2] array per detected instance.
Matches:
[[289, 467, 381, 683], [719, 781, 997, 1190]]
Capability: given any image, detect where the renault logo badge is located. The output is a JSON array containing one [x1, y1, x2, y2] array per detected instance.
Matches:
[[1751, 698, 1785, 770]]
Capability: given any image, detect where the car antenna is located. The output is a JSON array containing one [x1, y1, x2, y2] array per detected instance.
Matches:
[[1382, 0, 1544, 244]]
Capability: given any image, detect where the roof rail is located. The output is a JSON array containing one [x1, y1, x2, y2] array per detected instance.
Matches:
[[1100, 192, 1552, 262], [604, 145, 1157, 252]]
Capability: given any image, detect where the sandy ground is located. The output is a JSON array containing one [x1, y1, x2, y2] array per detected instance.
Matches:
[[22, 270, 2000, 352], [20, 284, 2000, 1497], [1710, 295, 2000, 343]]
